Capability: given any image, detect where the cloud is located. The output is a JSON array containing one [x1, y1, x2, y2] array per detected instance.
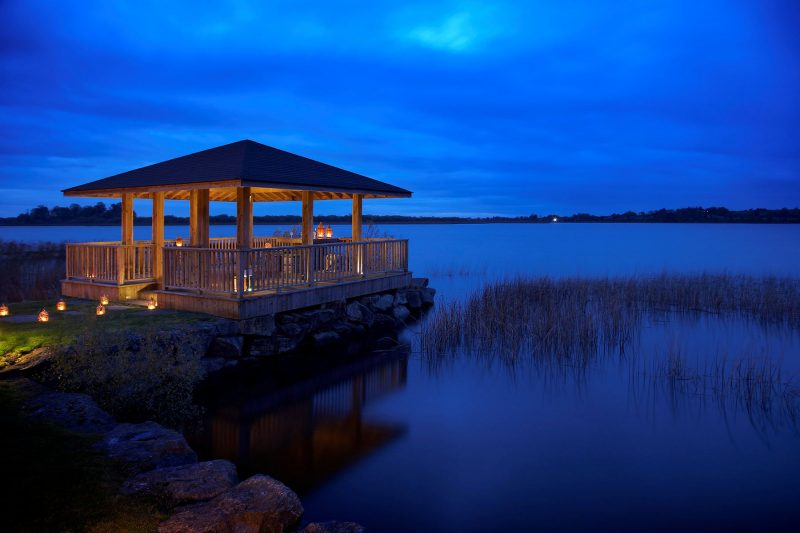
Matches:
[[0, 0, 797, 217]]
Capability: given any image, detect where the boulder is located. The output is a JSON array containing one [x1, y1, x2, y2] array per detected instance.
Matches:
[[420, 287, 436, 306], [372, 313, 397, 333], [158, 474, 303, 533], [392, 305, 411, 322], [393, 291, 408, 307], [312, 330, 340, 347], [121, 460, 238, 507], [98, 421, 197, 475], [411, 277, 429, 288], [249, 336, 299, 357], [238, 315, 276, 336], [345, 302, 373, 325], [22, 389, 116, 434], [405, 289, 423, 310], [208, 336, 244, 359], [299, 522, 365, 533], [372, 294, 395, 312], [303, 309, 338, 329], [279, 321, 311, 340]]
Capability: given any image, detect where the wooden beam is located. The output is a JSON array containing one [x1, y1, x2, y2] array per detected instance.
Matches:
[[236, 187, 253, 249], [352, 194, 363, 241], [121, 193, 134, 245], [190, 189, 210, 247], [152, 192, 165, 289], [301, 191, 314, 245]]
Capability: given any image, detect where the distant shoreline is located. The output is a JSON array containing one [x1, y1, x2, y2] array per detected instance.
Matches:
[[2, 206, 799, 225]]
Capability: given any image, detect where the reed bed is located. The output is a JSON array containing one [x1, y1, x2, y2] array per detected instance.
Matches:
[[419, 273, 800, 428], [420, 274, 800, 362], [0, 240, 65, 302]]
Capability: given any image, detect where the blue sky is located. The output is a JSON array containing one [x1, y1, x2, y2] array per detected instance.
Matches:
[[1, 0, 798, 217]]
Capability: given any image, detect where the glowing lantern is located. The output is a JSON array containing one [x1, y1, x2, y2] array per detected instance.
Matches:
[[0, 304, 8, 317], [325, 225, 333, 238], [37, 309, 49, 323], [56, 299, 67, 311], [96, 304, 106, 316], [100, 294, 109, 306], [175, 236, 184, 247], [316, 222, 325, 239], [147, 297, 157, 310]]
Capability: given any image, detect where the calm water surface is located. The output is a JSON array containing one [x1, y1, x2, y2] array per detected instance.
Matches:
[[5, 223, 800, 530]]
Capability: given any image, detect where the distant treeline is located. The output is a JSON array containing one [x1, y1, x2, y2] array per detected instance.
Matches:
[[1, 203, 799, 225]]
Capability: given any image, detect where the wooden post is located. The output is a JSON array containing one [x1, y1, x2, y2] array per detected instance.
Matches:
[[119, 193, 134, 286], [190, 189, 210, 247], [152, 192, 164, 289], [121, 193, 134, 244], [352, 194, 363, 275], [301, 191, 314, 284], [301, 191, 314, 245], [236, 187, 253, 249], [236, 187, 252, 296]]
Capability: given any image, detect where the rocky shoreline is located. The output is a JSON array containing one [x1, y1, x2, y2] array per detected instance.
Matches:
[[2, 279, 436, 531], [200, 277, 435, 372], [13, 376, 359, 532]]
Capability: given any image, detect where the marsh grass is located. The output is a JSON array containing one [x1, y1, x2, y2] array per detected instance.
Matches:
[[421, 274, 800, 362], [419, 274, 800, 428], [0, 240, 65, 302]]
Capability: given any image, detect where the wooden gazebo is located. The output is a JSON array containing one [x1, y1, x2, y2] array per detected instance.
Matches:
[[61, 140, 412, 318]]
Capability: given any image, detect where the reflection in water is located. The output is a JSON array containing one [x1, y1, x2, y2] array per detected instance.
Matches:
[[191, 347, 409, 494]]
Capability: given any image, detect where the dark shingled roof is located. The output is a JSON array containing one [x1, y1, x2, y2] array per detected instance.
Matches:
[[63, 140, 411, 197]]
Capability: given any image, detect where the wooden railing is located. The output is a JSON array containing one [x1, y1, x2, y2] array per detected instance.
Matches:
[[164, 236, 302, 249], [163, 239, 408, 296], [66, 242, 154, 284]]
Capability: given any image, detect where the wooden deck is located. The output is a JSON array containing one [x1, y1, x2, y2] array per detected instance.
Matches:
[[62, 237, 411, 318]]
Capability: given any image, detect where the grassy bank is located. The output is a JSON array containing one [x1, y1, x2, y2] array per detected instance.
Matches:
[[1, 299, 215, 429], [0, 381, 163, 532]]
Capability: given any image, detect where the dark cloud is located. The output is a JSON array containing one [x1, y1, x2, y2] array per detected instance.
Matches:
[[0, 0, 797, 217]]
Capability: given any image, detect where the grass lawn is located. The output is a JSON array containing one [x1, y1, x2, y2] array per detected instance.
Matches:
[[0, 381, 164, 532], [0, 298, 217, 369]]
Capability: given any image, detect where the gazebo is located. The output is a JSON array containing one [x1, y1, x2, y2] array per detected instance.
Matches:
[[61, 140, 412, 319]]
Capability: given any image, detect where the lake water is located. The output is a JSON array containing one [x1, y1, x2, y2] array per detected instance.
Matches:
[[4, 223, 800, 530]]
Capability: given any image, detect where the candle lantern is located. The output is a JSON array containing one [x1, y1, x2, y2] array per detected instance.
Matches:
[[325, 225, 333, 238], [316, 222, 325, 239], [96, 304, 106, 316], [0, 304, 8, 317], [56, 299, 67, 311], [147, 297, 157, 310], [38, 309, 49, 322], [100, 294, 109, 306], [175, 236, 184, 247]]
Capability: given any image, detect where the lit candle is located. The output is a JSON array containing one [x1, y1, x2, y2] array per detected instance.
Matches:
[[100, 295, 109, 306], [96, 304, 106, 316], [37, 309, 49, 322], [0, 304, 8, 317], [56, 299, 67, 311]]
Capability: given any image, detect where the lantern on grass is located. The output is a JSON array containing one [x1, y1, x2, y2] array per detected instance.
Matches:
[[56, 299, 67, 311], [147, 297, 157, 310], [0, 304, 8, 317], [325, 225, 333, 238], [37, 309, 49, 322], [100, 294, 109, 306], [316, 222, 325, 239], [175, 236, 184, 247], [96, 304, 106, 316]]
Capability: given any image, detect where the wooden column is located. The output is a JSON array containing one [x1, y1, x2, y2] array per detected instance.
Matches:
[[121, 193, 134, 244], [190, 189, 210, 247], [352, 194, 363, 275], [351, 194, 363, 241], [301, 191, 314, 245], [119, 193, 134, 286], [236, 187, 253, 249], [152, 192, 164, 289]]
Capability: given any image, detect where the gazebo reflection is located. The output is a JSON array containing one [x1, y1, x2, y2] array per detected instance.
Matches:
[[194, 348, 408, 494]]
